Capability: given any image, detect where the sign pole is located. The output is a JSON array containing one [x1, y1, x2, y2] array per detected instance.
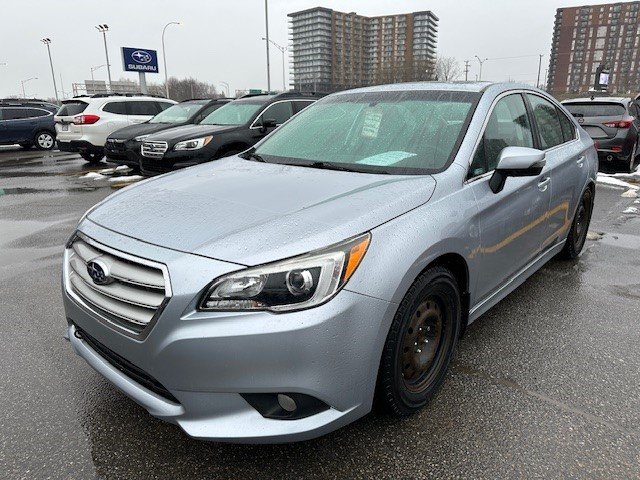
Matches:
[[139, 72, 148, 94]]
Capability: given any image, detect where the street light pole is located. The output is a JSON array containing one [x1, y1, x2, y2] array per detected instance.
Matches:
[[21, 77, 38, 98], [264, 0, 271, 92], [262, 37, 287, 91], [162, 21, 181, 99], [41, 38, 59, 103], [536, 54, 544, 89], [90, 64, 106, 82], [475, 55, 488, 81], [96, 25, 112, 92], [219, 81, 230, 97]]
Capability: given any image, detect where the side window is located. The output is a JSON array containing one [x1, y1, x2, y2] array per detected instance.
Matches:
[[0, 108, 4, 121], [259, 101, 294, 125], [3, 108, 28, 120], [557, 108, 576, 143], [26, 108, 50, 118], [128, 101, 159, 116], [103, 102, 127, 115], [293, 100, 315, 114], [156, 101, 173, 112], [527, 94, 564, 149], [469, 94, 534, 178]]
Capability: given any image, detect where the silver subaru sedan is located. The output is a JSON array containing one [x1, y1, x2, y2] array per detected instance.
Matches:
[[62, 82, 597, 443]]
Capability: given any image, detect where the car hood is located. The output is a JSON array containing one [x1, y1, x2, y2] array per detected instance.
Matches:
[[109, 123, 185, 140], [86, 157, 436, 266], [144, 124, 239, 143]]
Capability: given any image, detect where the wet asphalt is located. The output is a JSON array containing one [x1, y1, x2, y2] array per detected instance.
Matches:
[[0, 147, 639, 480]]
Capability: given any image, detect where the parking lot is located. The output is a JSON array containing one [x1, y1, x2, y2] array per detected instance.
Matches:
[[1, 146, 639, 479]]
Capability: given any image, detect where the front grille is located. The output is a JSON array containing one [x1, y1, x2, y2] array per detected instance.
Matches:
[[75, 325, 179, 404], [141, 141, 168, 158], [65, 236, 169, 336]]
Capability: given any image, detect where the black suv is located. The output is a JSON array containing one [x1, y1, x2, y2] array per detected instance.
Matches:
[[105, 98, 232, 169], [139, 91, 324, 175], [0, 99, 58, 150]]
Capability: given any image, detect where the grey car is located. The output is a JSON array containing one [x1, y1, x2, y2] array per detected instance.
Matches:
[[62, 82, 597, 443], [562, 96, 640, 172]]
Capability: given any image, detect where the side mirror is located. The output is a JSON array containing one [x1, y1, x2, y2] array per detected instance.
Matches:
[[489, 146, 546, 194]]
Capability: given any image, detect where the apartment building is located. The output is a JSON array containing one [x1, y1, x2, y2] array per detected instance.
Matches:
[[289, 7, 438, 92], [548, 2, 640, 95]]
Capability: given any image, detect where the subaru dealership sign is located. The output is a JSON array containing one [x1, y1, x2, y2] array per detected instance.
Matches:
[[121, 47, 159, 73]]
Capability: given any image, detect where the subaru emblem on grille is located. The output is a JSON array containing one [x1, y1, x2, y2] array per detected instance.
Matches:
[[87, 259, 112, 285]]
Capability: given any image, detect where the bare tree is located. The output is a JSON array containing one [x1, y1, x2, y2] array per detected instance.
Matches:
[[435, 57, 462, 82]]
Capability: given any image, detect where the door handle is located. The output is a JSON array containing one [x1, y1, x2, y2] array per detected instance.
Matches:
[[576, 155, 585, 167], [538, 177, 550, 191]]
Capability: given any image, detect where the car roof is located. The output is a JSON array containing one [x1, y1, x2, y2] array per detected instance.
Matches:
[[330, 81, 496, 95], [562, 96, 631, 104]]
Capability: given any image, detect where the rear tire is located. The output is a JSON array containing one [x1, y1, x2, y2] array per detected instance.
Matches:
[[626, 140, 638, 173], [377, 266, 461, 416], [34, 131, 55, 150], [559, 188, 594, 260], [80, 152, 104, 164]]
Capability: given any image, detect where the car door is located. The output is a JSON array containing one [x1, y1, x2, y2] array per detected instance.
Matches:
[[466, 93, 552, 302], [127, 101, 160, 125], [1, 107, 31, 143], [250, 101, 294, 140], [526, 94, 583, 250]]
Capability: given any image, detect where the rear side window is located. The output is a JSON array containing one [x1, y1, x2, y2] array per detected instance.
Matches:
[[293, 100, 315, 113], [26, 108, 51, 118], [557, 108, 576, 143], [57, 102, 88, 116], [470, 94, 534, 177], [2, 108, 27, 120], [563, 102, 627, 117], [259, 101, 294, 125], [127, 101, 159, 116], [527, 94, 564, 150], [103, 102, 127, 115]]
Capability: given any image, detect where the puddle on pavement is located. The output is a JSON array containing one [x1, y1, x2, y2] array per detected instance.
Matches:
[[0, 186, 97, 196]]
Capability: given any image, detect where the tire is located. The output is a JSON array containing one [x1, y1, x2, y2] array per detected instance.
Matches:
[[34, 131, 55, 150], [626, 140, 638, 173], [377, 266, 461, 416], [559, 188, 594, 260], [80, 152, 104, 164]]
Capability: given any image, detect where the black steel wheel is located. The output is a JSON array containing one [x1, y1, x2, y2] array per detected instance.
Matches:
[[560, 188, 594, 260], [378, 266, 461, 416]]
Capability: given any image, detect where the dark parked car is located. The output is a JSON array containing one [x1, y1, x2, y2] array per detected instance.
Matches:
[[105, 98, 232, 169], [0, 100, 57, 150], [562, 96, 639, 172], [139, 91, 324, 175]]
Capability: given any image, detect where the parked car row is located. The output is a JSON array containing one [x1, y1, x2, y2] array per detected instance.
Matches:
[[0, 98, 58, 150]]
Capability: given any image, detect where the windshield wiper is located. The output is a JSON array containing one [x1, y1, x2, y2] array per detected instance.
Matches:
[[239, 149, 267, 162], [305, 161, 355, 172]]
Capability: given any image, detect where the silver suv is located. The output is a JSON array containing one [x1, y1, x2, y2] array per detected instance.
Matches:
[[63, 82, 597, 443]]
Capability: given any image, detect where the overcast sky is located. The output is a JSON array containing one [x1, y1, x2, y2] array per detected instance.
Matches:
[[0, 0, 627, 99]]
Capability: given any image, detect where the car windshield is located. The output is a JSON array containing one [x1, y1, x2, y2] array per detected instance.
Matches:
[[149, 102, 206, 123], [252, 90, 478, 174], [199, 101, 265, 125], [563, 102, 627, 117]]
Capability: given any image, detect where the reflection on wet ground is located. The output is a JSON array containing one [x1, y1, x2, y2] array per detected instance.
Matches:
[[1, 148, 640, 479]]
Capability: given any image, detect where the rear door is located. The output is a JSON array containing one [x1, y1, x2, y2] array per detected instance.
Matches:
[[563, 101, 626, 140], [527, 93, 584, 250], [55, 100, 89, 136], [1, 107, 30, 143]]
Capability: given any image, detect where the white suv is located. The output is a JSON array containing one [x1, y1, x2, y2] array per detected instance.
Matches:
[[55, 95, 176, 163]]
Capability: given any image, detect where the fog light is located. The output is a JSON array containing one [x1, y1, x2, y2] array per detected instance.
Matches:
[[277, 394, 297, 412]]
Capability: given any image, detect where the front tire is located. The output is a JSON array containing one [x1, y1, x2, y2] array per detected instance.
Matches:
[[34, 131, 55, 150], [559, 188, 594, 260], [377, 266, 461, 416]]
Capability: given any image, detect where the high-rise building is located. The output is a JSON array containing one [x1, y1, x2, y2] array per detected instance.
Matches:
[[288, 7, 438, 92], [548, 2, 640, 95]]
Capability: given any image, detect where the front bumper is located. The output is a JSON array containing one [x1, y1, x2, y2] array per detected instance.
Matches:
[[104, 139, 142, 167], [140, 149, 210, 176], [62, 221, 393, 443]]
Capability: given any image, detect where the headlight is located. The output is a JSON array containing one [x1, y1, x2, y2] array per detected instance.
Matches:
[[134, 134, 150, 142], [174, 136, 213, 151], [199, 233, 371, 312]]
